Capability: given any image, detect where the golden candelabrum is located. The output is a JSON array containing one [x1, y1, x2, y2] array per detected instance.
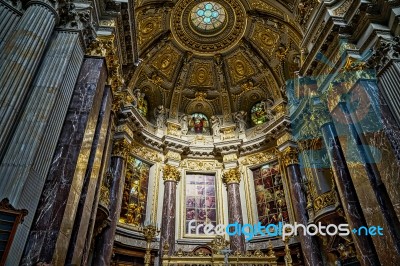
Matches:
[[143, 224, 159, 266]]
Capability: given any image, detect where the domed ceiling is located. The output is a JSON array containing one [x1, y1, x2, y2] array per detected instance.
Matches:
[[128, 0, 302, 124]]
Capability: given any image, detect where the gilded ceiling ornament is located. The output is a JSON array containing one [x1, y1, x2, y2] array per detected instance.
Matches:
[[226, 52, 255, 84], [251, 23, 280, 58], [195, 91, 207, 100], [138, 15, 163, 48], [189, 62, 214, 87], [162, 165, 181, 182], [250, 0, 283, 17], [222, 167, 241, 184], [151, 45, 181, 81], [171, 0, 247, 54]]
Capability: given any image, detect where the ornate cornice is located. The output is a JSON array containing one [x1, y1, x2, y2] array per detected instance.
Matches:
[[222, 167, 241, 184], [162, 164, 181, 182]]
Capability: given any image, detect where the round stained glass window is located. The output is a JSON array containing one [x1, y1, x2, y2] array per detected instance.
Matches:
[[190, 2, 226, 31]]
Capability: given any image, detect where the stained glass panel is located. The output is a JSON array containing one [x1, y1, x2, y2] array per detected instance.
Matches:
[[191, 2, 226, 31], [185, 174, 217, 234], [252, 162, 289, 227], [251, 102, 268, 125], [188, 113, 210, 134]]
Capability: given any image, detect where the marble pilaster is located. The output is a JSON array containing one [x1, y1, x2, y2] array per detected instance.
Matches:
[[222, 168, 246, 253], [0, 30, 84, 265], [92, 140, 129, 266], [159, 165, 181, 259], [20, 57, 107, 265], [321, 122, 380, 265], [0, 1, 57, 153], [65, 86, 112, 265], [280, 146, 324, 266], [338, 101, 400, 255]]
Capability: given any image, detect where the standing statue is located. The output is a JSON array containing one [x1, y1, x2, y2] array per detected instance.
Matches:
[[234, 111, 247, 133], [260, 99, 275, 121], [179, 114, 189, 135], [154, 105, 167, 128], [210, 115, 221, 137]]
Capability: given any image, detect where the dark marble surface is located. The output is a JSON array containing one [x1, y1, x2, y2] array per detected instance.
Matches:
[[20, 57, 107, 265], [65, 87, 112, 265], [339, 101, 400, 255], [226, 183, 246, 252], [159, 180, 177, 258], [321, 122, 380, 265], [92, 156, 126, 266], [286, 163, 324, 266]]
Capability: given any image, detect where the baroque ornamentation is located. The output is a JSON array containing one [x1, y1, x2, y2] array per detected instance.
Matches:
[[241, 149, 276, 165], [151, 44, 181, 81], [251, 22, 280, 58], [226, 52, 255, 84], [112, 139, 131, 158], [130, 141, 161, 163], [280, 146, 299, 166], [313, 190, 337, 213], [137, 13, 163, 48], [163, 165, 181, 182], [222, 167, 241, 184]]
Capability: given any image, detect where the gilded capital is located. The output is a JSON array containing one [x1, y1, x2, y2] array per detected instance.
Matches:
[[112, 139, 130, 158], [311, 104, 332, 128], [222, 168, 241, 185], [162, 164, 181, 182], [280, 146, 300, 167]]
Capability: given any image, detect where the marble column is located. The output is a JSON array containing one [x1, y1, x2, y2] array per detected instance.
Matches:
[[92, 139, 129, 266], [321, 121, 380, 265], [222, 168, 246, 253], [0, 30, 84, 265], [65, 86, 112, 265], [159, 165, 181, 258], [339, 101, 400, 254], [20, 57, 107, 265], [0, 1, 57, 153], [280, 146, 324, 266]]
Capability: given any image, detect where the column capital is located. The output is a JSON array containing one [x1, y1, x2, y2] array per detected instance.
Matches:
[[279, 146, 300, 167], [222, 168, 241, 185], [162, 164, 181, 182], [111, 138, 130, 158], [310, 102, 332, 128]]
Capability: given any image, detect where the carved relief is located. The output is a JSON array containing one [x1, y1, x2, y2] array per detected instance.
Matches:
[[251, 23, 280, 58], [189, 62, 214, 87], [138, 14, 163, 48], [226, 52, 255, 84], [151, 44, 181, 81]]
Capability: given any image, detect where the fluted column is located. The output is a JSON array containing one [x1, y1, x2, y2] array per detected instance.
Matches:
[[280, 146, 323, 266], [222, 168, 246, 253], [0, 1, 57, 152], [0, 1, 21, 50], [159, 165, 181, 258], [92, 139, 129, 266], [320, 119, 380, 265]]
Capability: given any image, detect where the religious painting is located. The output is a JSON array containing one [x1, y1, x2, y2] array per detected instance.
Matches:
[[119, 157, 150, 226], [188, 113, 210, 134], [252, 162, 289, 228], [185, 174, 217, 234], [251, 102, 268, 125]]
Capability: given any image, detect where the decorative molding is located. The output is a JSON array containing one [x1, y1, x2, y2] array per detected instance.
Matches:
[[222, 167, 241, 184], [163, 165, 181, 182]]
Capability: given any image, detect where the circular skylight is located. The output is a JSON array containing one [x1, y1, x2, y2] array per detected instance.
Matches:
[[191, 2, 226, 31]]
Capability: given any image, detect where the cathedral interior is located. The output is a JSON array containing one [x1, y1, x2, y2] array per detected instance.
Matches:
[[1, 0, 400, 265]]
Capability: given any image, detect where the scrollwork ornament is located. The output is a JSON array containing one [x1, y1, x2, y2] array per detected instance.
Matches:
[[162, 165, 181, 182], [280, 146, 299, 166], [222, 167, 241, 184], [112, 139, 130, 158]]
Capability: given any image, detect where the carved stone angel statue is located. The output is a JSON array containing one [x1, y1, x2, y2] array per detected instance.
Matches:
[[234, 111, 247, 133], [210, 115, 221, 137], [154, 105, 167, 128], [179, 114, 189, 135], [260, 98, 275, 121]]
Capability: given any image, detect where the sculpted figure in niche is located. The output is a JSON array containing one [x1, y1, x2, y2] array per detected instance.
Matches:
[[154, 105, 167, 128], [234, 111, 247, 133], [210, 115, 221, 137], [260, 99, 275, 121], [180, 114, 189, 135]]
